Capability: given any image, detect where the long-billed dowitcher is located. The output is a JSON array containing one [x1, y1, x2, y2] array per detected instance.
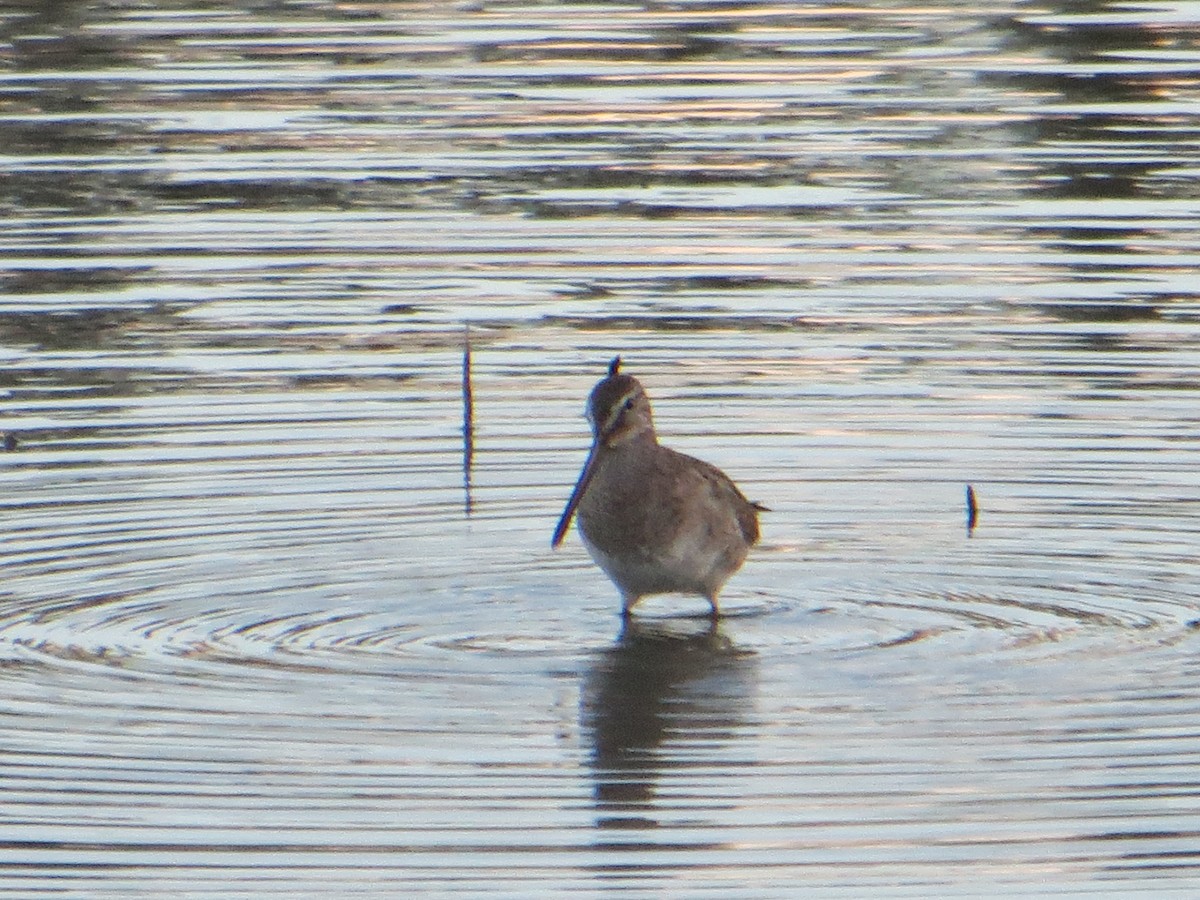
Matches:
[[552, 357, 764, 619]]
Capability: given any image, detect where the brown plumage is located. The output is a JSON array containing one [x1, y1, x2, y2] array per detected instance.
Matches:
[[552, 357, 764, 618]]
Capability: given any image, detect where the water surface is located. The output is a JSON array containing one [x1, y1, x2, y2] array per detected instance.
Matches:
[[2, 1, 1200, 896]]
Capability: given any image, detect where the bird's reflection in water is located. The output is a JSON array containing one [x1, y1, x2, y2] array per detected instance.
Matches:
[[581, 616, 758, 833]]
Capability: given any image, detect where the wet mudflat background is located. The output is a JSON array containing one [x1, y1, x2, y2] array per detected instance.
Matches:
[[2, 1, 1200, 896]]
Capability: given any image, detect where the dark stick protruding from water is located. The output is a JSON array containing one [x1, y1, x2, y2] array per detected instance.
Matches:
[[462, 325, 474, 516], [966, 484, 978, 534]]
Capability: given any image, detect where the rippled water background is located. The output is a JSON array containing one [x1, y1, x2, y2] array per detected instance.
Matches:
[[3, 1, 1200, 895]]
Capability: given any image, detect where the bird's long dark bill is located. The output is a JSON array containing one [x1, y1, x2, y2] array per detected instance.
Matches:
[[551, 443, 599, 548]]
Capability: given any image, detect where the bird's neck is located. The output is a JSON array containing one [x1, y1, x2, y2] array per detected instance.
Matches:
[[601, 426, 657, 451]]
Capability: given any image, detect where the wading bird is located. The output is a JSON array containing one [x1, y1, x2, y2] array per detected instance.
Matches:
[[552, 358, 764, 619]]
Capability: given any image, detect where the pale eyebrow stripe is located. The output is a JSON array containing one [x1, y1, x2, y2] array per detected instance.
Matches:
[[601, 388, 638, 435]]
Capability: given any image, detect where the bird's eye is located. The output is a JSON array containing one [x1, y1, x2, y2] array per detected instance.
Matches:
[[622, 398, 634, 411]]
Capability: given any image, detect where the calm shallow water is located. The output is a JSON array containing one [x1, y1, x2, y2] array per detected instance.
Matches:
[[2, 1, 1200, 896]]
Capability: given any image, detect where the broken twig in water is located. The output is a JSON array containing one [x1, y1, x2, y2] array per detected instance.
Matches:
[[462, 325, 475, 516]]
